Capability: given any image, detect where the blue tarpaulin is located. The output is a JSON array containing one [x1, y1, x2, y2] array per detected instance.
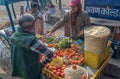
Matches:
[[85, 0, 120, 21], [85, 0, 120, 6]]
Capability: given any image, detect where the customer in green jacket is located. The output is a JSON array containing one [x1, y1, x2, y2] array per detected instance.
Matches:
[[10, 14, 55, 79]]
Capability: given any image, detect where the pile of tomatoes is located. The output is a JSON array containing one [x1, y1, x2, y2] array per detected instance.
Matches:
[[40, 44, 86, 79], [54, 49, 85, 65], [45, 64, 67, 78], [67, 52, 84, 65]]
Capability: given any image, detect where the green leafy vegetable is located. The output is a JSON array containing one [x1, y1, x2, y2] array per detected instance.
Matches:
[[58, 38, 72, 49]]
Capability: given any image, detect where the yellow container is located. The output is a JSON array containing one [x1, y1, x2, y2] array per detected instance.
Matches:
[[85, 41, 111, 69]]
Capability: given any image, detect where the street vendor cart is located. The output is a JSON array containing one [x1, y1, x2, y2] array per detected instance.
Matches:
[[42, 54, 112, 79], [0, 0, 119, 79], [37, 25, 112, 79]]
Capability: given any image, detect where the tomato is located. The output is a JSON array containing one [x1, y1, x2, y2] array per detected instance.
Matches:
[[62, 67, 66, 70], [75, 56, 79, 60], [57, 50, 60, 53], [66, 49, 69, 52], [58, 53, 61, 56], [40, 54, 44, 62], [67, 77, 72, 79], [57, 69, 61, 72], [53, 54, 57, 58], [45, 64, 49, 69], [48, 43, 54, 47], [53, 66, 57, 70], [80, 57, 84, 63], [56, 72, 61, 76], [68, 59, 72, 62], [61, 70, 64, 73], [62, 66, 66, 70], [53, 70, 57, 74], [48, 65, 53, 70], [67, 56, 71, 60], [60, 53, 64, 57], [74, 60, 78, 64], [72, 60, 75, 64], [63, 64, 67, 67], [81, 53, 84, 57], [70, 53, 73, 57], [82, 74, 87, 79], [72, 64, 77, 70], [61, 73, 65, 78], [57, 66, 61, 69], [72, 51, 76, 54]]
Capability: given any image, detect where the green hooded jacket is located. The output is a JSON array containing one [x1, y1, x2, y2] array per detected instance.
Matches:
[[10, 27, 42, 79]]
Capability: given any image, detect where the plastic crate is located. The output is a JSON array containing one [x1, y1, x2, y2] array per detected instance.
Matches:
[[85, 41, 111, 69]]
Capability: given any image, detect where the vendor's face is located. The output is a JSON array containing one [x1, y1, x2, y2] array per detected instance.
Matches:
[[31, 7, 38, 13], [71, 5, 78, 14]]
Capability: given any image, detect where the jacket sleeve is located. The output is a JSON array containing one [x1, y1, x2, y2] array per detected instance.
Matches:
[[30, 39, 55, 64], [82, 11, 91, 30], [51, 12, 69, 33]]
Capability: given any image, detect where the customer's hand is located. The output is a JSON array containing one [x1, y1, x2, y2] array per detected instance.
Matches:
[[42, 48, 55, 66], [43, 30, 52, 37]]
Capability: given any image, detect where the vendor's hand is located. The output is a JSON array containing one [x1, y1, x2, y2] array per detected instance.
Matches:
[[46, 32, 52, 37], [77, 30, 84, 37], [43, 31, 48, 36], [43, 31, 52, 37]]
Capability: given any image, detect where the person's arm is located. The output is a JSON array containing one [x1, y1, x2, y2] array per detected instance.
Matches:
[[82, 11, 90, 29], [77, 12, 90, 37], [35, 16, 44, 34], [50, 13, 69, 33], [30, 39, 55, 65]]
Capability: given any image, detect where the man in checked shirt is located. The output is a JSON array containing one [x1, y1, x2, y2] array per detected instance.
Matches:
[[10, 14, 55, 79]]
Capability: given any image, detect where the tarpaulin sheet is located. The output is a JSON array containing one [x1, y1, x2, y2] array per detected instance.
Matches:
[[85, 0, 120, 21], [85, 0, 120, 6]]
